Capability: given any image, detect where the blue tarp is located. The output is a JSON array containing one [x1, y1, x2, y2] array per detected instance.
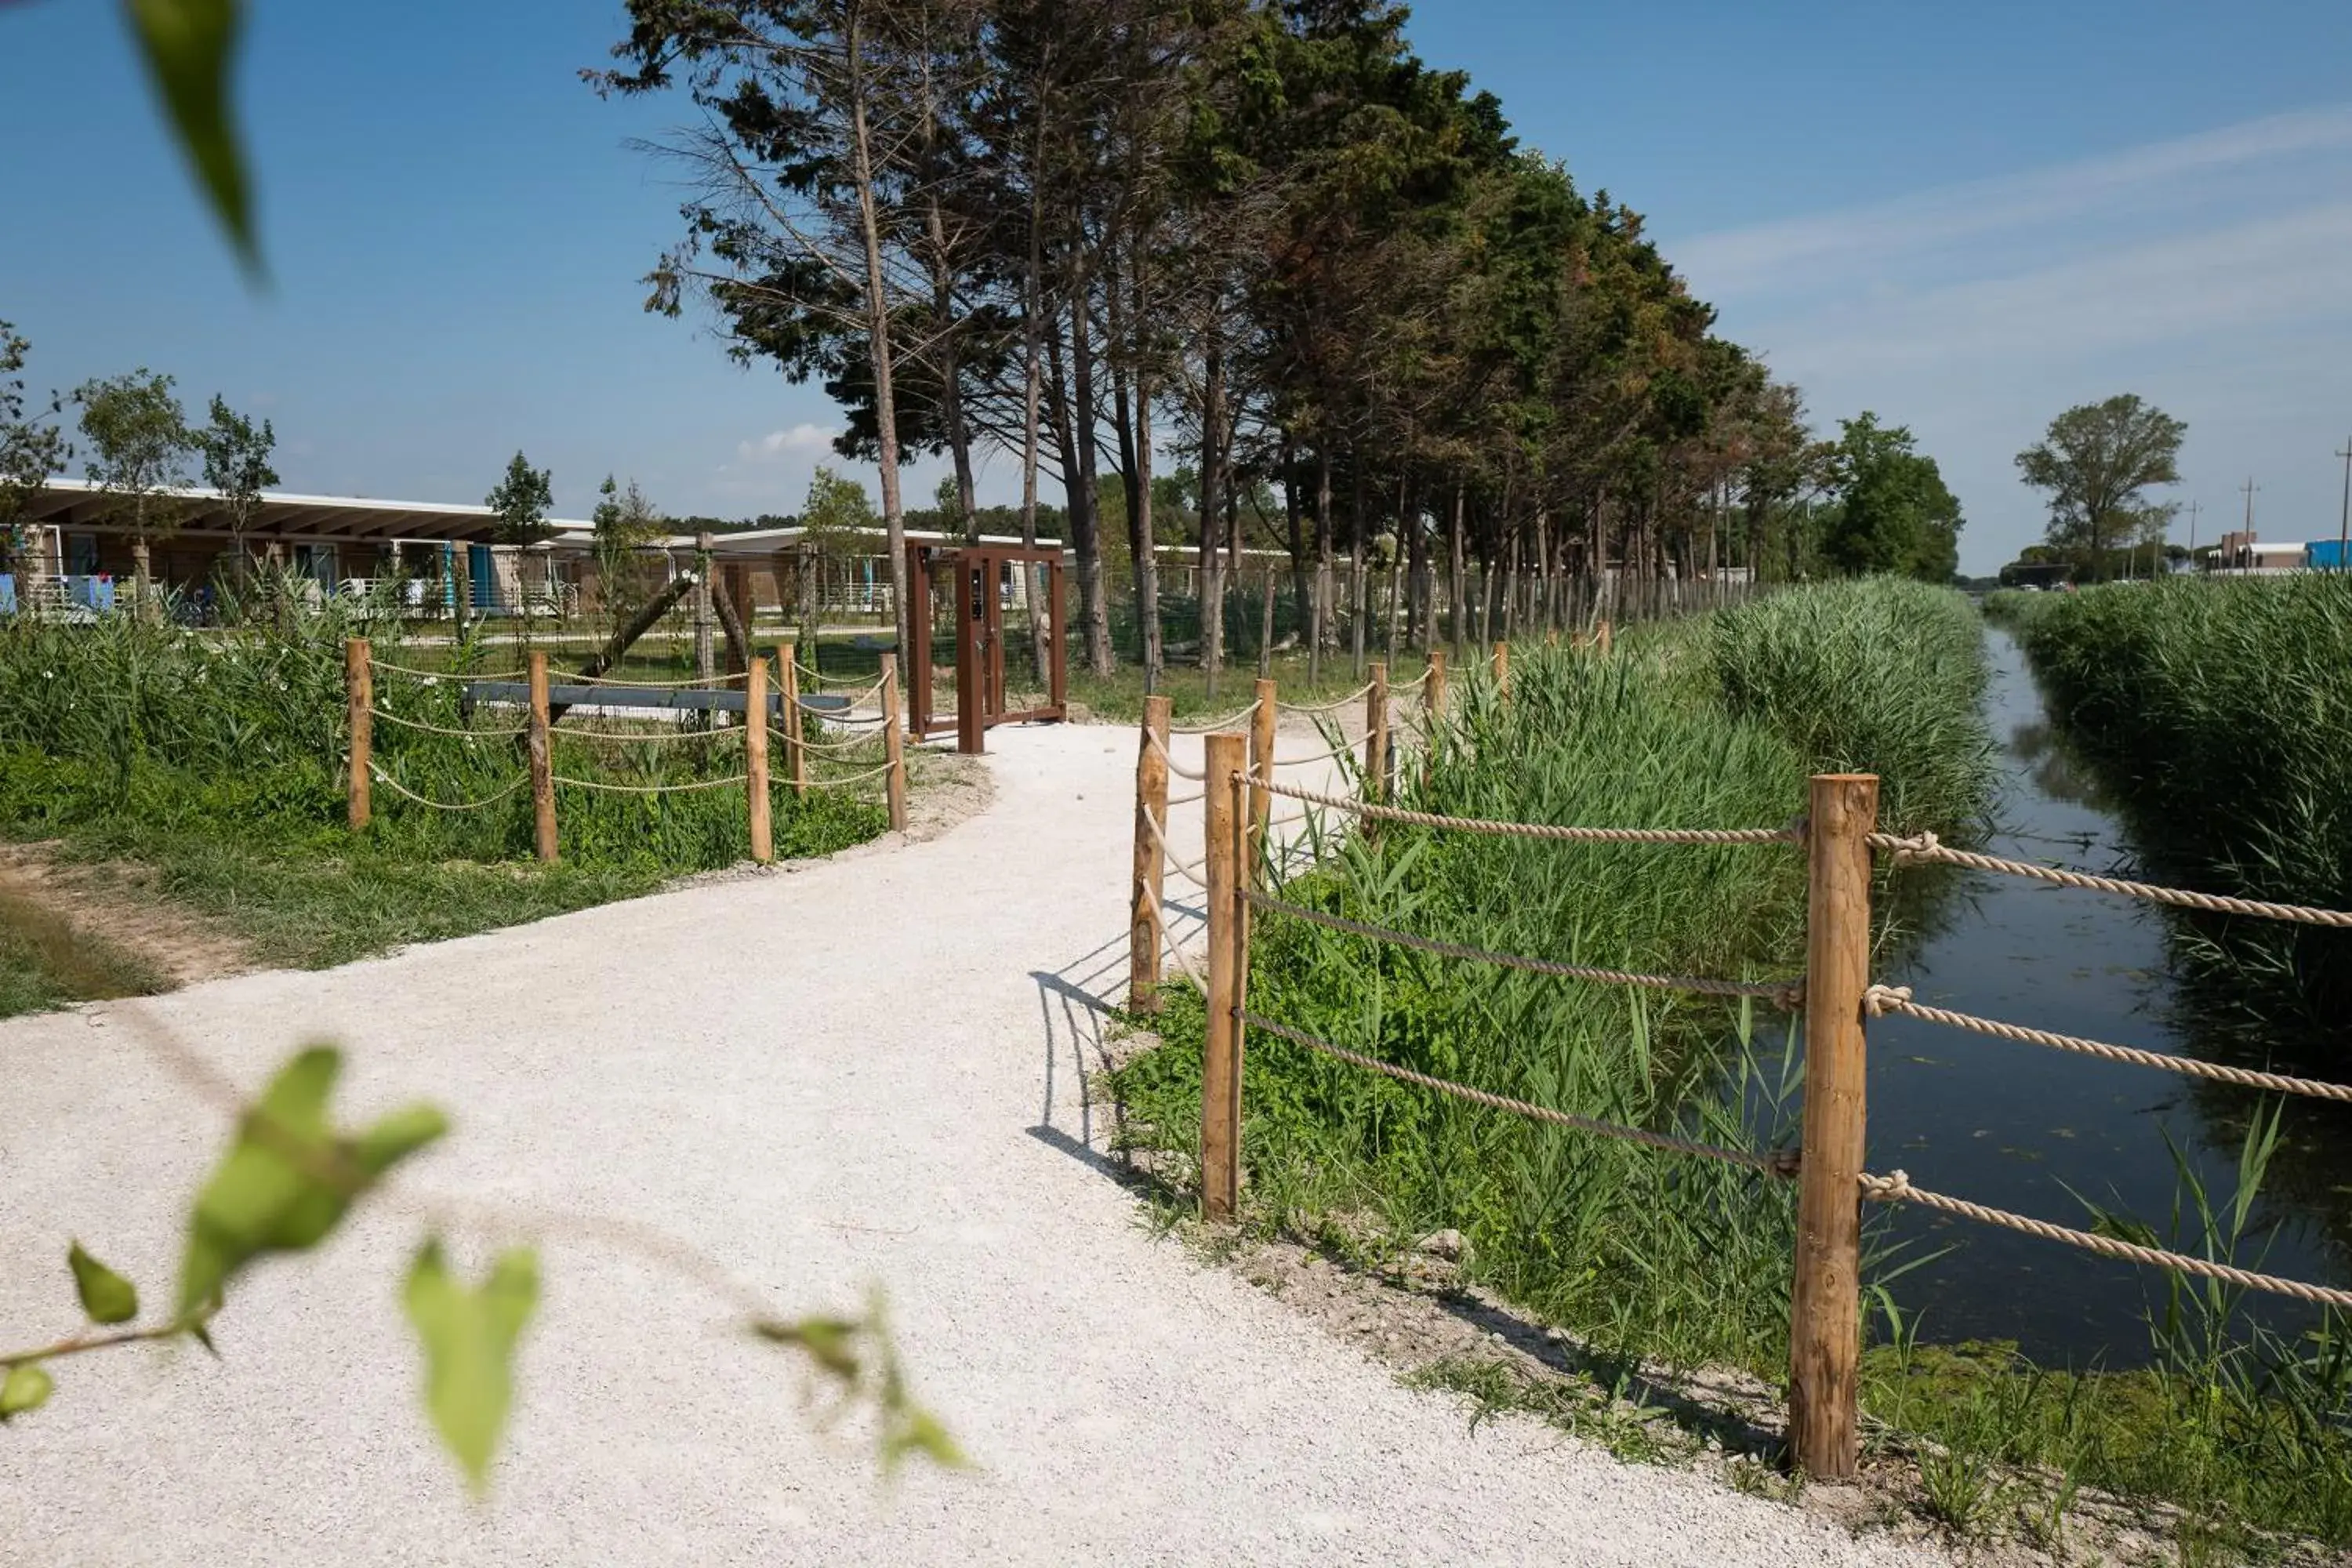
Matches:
[[0, 574, 14, 615], [2308, 540, 2350, 572]]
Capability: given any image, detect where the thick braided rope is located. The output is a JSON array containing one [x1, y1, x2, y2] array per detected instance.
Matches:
[[1143, 728, 1207, 781], [1274, 682, 1377, 716], [550, 771, 749, 794], [1871, 832, 2352, 928], [1169, 699, 1261, 735], [368, 706, 529, 740], [811, 760, 896, 789], [1163, 789, 1205, 808], [1863, 985, 2352, 1103], [1857, 1171, 2352, 1311], [808, 707, 889, 727], [773, 727, 883, 757], [365, 655, 527, 681], [1145, 905, 1210, 990], [1138, 807, 1210, 888], [557, 723, 745, 747], [1243, 1012, 1798, 1178], [569, 669, 749, 689], [1250, 777, 1802, 846], [368, 765, 526, 812], [1249, 891, 1805, 1007], [1269, 742, 1359, 770]]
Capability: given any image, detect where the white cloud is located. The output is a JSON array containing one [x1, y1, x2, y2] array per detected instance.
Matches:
[[1678, 105, 2352, 298], [735, 422, 839, 463], [1675, 104, 2352, 573]]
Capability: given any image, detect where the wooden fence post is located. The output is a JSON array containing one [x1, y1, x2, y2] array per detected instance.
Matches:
[[1789, 771, 1878, 1479], [1249, 677, 1276, 883], [1364, 661, 1388, 800], [1131, 694, 1171, 1013], [745, 655, 773, 863], [779, 644, 808, 798], [345, 637, 372, 832], [880, 652, 909, 832], [527, 651, 557, 863], [1202, 731, 1249, 1223], [1425, 648, 1446, 722], [1492, 640, 1510, 701], [1598, 617, 1613, 656]]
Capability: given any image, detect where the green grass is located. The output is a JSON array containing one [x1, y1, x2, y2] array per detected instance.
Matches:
[[0, 884, 168, 1016], [0, 609, 888, 991]]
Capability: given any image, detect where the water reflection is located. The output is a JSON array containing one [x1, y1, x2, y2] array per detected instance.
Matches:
[[1864, 628, 2349, 1364]]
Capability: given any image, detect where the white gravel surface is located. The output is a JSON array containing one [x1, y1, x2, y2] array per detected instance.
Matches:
[[0, 722, 1952, 1566]]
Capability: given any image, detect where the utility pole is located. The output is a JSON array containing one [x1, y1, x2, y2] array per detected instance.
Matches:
[[2336, 437, 2351, 572], [2184, 499, 2201, 573], [2238, 477, 2259, 572]]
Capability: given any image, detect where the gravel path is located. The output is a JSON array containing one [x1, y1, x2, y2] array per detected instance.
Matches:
[[0, 723, 1951, 1566]]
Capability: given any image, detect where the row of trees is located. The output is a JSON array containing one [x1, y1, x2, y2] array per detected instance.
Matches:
[[593, 0, 1965, 681]]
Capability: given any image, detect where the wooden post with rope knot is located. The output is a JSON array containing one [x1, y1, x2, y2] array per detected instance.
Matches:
[[527, 651, 557, 863], [1201, 731, 1250, 1223], [744, 655, 772, 863], [1364, 662, 1389, 801], [779, 644, 808, 798], [1248, 678, 1276, 884], [880, 652, 909, 832], [1788, 772, 1878, 1479], [345, 637, 372, 832], [1131, 695, 1171, 1013]]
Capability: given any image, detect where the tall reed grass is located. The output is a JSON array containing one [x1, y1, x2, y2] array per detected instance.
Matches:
[[2010, 576, 2352, 1025]]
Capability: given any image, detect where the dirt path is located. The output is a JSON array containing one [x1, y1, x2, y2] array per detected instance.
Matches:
[[0, 724, 1950, 1566], [0, 841, 253, 996]]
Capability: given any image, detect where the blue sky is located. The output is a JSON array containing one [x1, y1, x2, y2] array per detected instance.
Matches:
[[3, 1, 2348, 572]]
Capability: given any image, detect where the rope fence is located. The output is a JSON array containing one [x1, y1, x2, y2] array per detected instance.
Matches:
[[1871, 830, 2352, 928], [347, 637, 912, 860], [368, 765, 527, 813], [1252, 776, 1804, 846], [1245, 891, 1805, 1008], [368, 706, 530, 740], [1243, 1012, 1798, 1178], [1274, 682, 1376, 716], [365, 655, 527, 681], [551, 771, 750, 795], [1118, 671, 2352, 1483], [1859, 1170, 2352, 1312], [1864, 985, 2352, 1103]]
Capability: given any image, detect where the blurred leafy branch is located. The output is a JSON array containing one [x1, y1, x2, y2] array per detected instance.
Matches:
[[0, 1022, 963, 1489]]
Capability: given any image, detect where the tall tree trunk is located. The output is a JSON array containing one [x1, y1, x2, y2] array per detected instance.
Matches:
[[1020, 137, 1051, 683], [1068, 273, 1114, 675], [1348, 459, 1368, 679], [1128, 249, 1162, 685], [1047, 307, 1112, 675], [926, 196, 978, 546], [1198, 320, 1226, 678], [1449, 484, 1466, 654], [845, 10, 911, 667], [1311, 445, 1334, 684], [1283, 435, 1308, 638]]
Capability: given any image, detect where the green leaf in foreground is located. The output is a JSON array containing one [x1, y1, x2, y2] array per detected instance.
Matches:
[[178, 1045, 448, 1318], [0, 1363, 53, 1421], [122, 0, 260, 278], [753, 1301, 965, 1475], [67, 1241, 139, 1326], [404, 1240, 538, 1491]]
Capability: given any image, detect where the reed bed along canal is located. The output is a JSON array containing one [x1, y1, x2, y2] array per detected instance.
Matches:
[[1864, 624, 2348, 1362]]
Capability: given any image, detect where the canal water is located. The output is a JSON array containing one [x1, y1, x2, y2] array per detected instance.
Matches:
[[1863, 626, 2350, 1364]]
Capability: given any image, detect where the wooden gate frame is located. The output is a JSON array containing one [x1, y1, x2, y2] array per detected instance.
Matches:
[[904, 542, 1068, 753]]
